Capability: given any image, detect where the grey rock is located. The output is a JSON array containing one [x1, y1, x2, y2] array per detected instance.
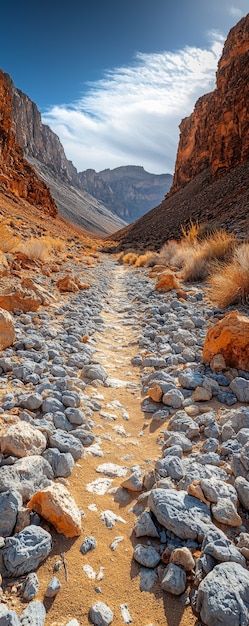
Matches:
[[231, 407, 249, 433], [62, 392, 81, 408], [237, 428, 249, 445], [1, 527, 51, 577], [133, 544, 161, 568], [163, 445, 183, 458], [139, 567, 158, 592], [22, 573, 39, 601], [0, 606, 20, 625], [231, 454, 248, 479], [70, 428, 95, 446], [202, 438, 219, 453], [0, 456, 53, 501], [80, 536, 97, 554], [121, 471, 143, 492], [168, 410, 195, 433], [204, 422, 220, 439], [65, 621, 80, 626], [148, 488, 212, 541], [134, 511, 160, 538], [42, 397, 64, 414], [221, 439, 241, 456], [0, 489, 21, 537], [49, 430, 83, 460], [82, 365, 107, 383], [164, 433, 192, 452], [235, 476, 249, 510], [53, 411, 73, 431], [155, 456, 183, 480], [120, 604, 132, 624], [203, 538, 246, 566], [211, 498, 242, 527], [162, 389, 184, 409], [89, 601, 113, 626], [65, 407, 86, 425], [200, 478, 237, 505], [19, 394, 43, 411], [20, 601, 46, 625], [42, 448, 74, 478], [240, 441, 249, 471], [161, 562, 186, 595], [178, 368, 204, 390], [196, 562, 249, 626], [230, 377, 249, 402], [44, 576, 61, 598]]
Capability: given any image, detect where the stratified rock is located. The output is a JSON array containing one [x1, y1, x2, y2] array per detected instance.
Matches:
[[0, 308, 15, 350], [27, 483, 81, 538], [0, 456, 53, 501], [196, 562, 249, 626], [1, 422, 47, 458], [1, 527, 51, 577], [202, 311, 249, 372]]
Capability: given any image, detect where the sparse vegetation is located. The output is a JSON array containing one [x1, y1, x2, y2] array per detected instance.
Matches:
[[181, 231, 236, 282], [208, 243, 249, 308], [0, 222, 21, 252], [15, 235, 65, 262]]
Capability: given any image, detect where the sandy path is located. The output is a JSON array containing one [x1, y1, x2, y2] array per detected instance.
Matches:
[[10, 262, 196, 626]]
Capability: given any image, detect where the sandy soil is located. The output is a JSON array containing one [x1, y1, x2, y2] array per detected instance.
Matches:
[[5, 264, 197, 626]]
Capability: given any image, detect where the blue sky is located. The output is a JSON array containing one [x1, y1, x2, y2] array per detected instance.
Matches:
[[1, 1, 248, 174]]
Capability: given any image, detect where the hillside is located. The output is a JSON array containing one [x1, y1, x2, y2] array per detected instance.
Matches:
[[113, 13, 249, 250]]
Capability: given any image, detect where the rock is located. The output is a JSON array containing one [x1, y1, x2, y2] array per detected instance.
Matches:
[[89, 602, 114, 626], [196, 562, 249, 626], [99, 510, 126, 529], [155, 456, 183, 481], [80, 536, 97, 554], [27, 483, 81, 538], [211, 498, 242, 527], [134, 511, 160, 538], [148, 383, 163, 403], [133, 544, 161, 568], [121, 471, 144, 492], [202, 311, 249, 372], [178, 368, 204, 390], [0, 287, 42, 313], [0, 308, 15, 350], [0, 490, 21, 537], [0, 456, 53, 501], [120, 604, 132, 624], [162, 388, 184, 408], [0, 605, 20, 625], [19, 600, 46, 625], [210, 353, 227, 372], [230, 377, 249, 402], [203, 537, 246, 566], [56, 275, 79, 292], [148, 488, 212, 541], [64, 407, 86, 426], [235, 476, 249, 510], [170, 547, 195, 571], [1, 526, 51, 577], [81, 364, 107, 383], [22, 573, 39, 601], [155, 271, 180, 291], [19, 393, 43, 411], [42, 448, 74, 478], [49, 430, 83, 461], [200, 478, 237, 505], [1, 422, 47, 458], [95, 463, 128, 478], [161, 563, 186, 595], [192, 386, 212, 401], [44, 576, 61, 598]]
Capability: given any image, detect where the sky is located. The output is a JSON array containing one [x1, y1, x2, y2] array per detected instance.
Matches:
[[1, 1, 248, 175]]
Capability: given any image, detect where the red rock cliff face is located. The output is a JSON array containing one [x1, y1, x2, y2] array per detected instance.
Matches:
[[171, 14, 249, 193], [0, 70, 57, 216]]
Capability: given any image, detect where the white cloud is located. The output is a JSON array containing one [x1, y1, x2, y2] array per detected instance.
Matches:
[[42, 37, 224, 175], [228, 6, 243, 18]]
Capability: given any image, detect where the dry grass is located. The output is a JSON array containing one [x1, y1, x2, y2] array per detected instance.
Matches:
[[181, 231, 236, 282], [15, 235, 66, 262], [121, 252, 138, 265], [208, 243, 249, 308], [159, 239, 195, 270], [135, 251, 158, 267]]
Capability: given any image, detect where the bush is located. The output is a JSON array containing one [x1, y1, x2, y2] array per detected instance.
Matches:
[[208, 243, 249, 308], [181, 231, 236, 282]]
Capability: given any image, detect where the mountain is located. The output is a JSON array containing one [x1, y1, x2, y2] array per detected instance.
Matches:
[[0, 70, 57, 218], [4, 73, 127, 236], [113, 13, 249, 250], [79, 166, 172, 222]]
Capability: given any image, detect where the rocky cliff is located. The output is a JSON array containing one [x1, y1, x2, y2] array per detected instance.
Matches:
[[114, 13, 249, 249], [0, 70, 57, 216], [171, 14, 249, 193], [79, 166, 172, 222]]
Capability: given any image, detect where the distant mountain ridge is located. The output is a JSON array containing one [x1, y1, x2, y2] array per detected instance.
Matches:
[[79, 166, 172, 222]]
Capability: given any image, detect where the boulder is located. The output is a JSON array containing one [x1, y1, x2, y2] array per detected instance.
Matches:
[[0, 455, 53, 501], [0, 308, 15, 349], [1, 422, 47, 458], [27, 483, 82, 538], [1, 526, 52, 577], [148, 488, 212, 541], [196, 562, 249, 626], [155, 271, 180, 291], [0, 286, 42, 312], [202, 310, 249, 372]]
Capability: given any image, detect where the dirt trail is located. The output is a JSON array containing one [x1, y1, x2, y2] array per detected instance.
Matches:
[[10, 263, 196, 626]]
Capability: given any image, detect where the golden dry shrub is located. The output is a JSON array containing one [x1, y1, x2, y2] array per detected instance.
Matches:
[[159, 239, 194, 270], [135, 251, 158, 267], [181, 231, 236, 282], [208, 243, 249, 308], [16, 237, 51, 262], [122, 252, 138, 265]]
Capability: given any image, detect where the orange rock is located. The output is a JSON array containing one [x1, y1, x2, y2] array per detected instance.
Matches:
[[155, 271, 180, 292], [0, 251, 9, 277], [57, 274, 79, 292], [187, 482, 210, 508], [27, 483, 81, 538], [148, 383, 163, 403], [0, 287, 42, 312], [0, 307, 15, 349], [202, 310, 249, 372]]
